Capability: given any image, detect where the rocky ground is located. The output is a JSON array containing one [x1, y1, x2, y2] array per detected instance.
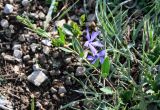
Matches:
[[0, 0, 95, 109]]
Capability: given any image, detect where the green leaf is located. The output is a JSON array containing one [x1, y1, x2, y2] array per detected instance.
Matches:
[[58, 47, 73, 53], [72, 38, 84, 57], [101, 57, 110, 78], [80, 14, 86, 26], [100, 87, 113, 95], [71, 22, 82, 37]]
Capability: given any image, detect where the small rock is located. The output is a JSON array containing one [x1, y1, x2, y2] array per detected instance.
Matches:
[[41, 39, 52, 46], [3, 4, 13, 14], [75, 66, 86, 76], [29, 13, 39, 19], [1, 53, 16, 62], [55, 19, 66, 27], [33, 64, 41, 71], [22, 0, 30, 6], [0, 19, 9, 28], [18, 35, 26, 42], [70, 15, 79, 21], [30, 43, 39, 52], [12, 44, 21, 50], [64, 57, 72, 64], [36, 101, 43, 109], [43, 46, 50, 55], [27, 71, 48, 86], [23, 55, 30, 61], [52, 51, 59, 58], [87, 14, 96, 22], [38, 11, 45, 20], [13, 65, 20, 74], [65, 76, 72, 85], [58, 86, 67, 94], [49, 70, 61, 76], [13, 49, 23, 59], [50, 87, 57, 93], [0, 96, 13, 110]]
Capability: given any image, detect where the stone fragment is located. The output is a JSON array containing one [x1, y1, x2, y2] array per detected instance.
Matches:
[[0, 19, 9, 28], [58, 86, 67, 94], [22, 0, 30, 6], [55, 19, 66, 27], [13, 49, 23, 59], [87, 14, 96, 22], [23, 55, 30, 61], [30, 43, 39, 52], [41, 39, 52, 46], [38, 11, 45, 20], [27, 71, 48, 86], [75, 66, 86, 76], [50, 87, 57, 93], [43, 46, 50, 55], [12, 44, 21, 50], [3, 4, 13, 14]]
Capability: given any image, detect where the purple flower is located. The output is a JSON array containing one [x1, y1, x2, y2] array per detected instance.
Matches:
[[87, 50, 106, 64], [84, 28, 103, 55]]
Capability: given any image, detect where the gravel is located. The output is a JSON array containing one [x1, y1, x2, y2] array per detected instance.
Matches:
[[41, 39, 52, 46], [27, 70, 48, 86], [0, 19, 9, 28], [58, 86, 67, 94], [13, 49, 23, 59], [22, 0, 30, 6], [75, 66, 86, 76], [3, 4, 13, 14]]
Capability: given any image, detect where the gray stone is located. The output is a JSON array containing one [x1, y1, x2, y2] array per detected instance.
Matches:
[[23, 55, 30, 61], [22, 0, 30, 6], [43, 46, 50, 55], [38, 12, 45, 20], [64, 57, 72, 64], [0, 19, 9, 28], [12, 44, 21, 50], [41, 39, 52, 46], [50, 87, 57, 93], [18, 35, 26, 42], [58, 86, 67, 94], [33, 64, 41, 71], [30, 43, 39, 52], [0, 96, 13, 110], [13, 49, 23, 59], [65, 76, 72, 85], [3, 4, 13, 14], [75, 66, 86, 76], [27, 71, 48, 86], [87, 14, 96, 21], [55, 19, 66, 28]]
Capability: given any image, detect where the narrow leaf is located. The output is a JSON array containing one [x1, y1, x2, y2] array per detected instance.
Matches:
[[101, 57, 110, 78]]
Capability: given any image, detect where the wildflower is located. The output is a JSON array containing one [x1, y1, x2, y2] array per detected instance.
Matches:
[[87, 50, 106, 64], [84, 28, 103, 55]]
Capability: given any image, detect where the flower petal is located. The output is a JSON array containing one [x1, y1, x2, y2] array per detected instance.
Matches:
[[90, 31, 100, 41], [84, 41, 89, 47], [98, 50, 106, 57], [88, 44, 97, 55], [91, 57, 98, 64], [87, 55, 94, 61], [85, 28, 90, 40], [91, 41, 103, 47], [99, 56, 105, 64]]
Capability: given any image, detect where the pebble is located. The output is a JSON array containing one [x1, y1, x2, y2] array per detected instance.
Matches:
[[30, 43, 39, 52], [23, 55, 31, 61], [27, 71, 48, 86], [55, 19, 66, 27], [18, 35, 26, 42], [65, 76, 72, 85], [32, 64, 41, 71], [50, 87, 57, 93], [58, 86, 67, 94], [41, 39, 52, 46], [13, 49, 23, 59], [75, 66, 86, 76], [52, 51, 59, 58], [12, 44, 21, 50], [43, 46, 50, 55], [38, 11, 45, 20], [1, 53, 16, 62], [0, 19, 9, 28], [22, 0, 30, 6], [3, 4, 13, 14], [64, 57, 72, 64], [0, 96, 13, 110], [87, 14, 96, 21]]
